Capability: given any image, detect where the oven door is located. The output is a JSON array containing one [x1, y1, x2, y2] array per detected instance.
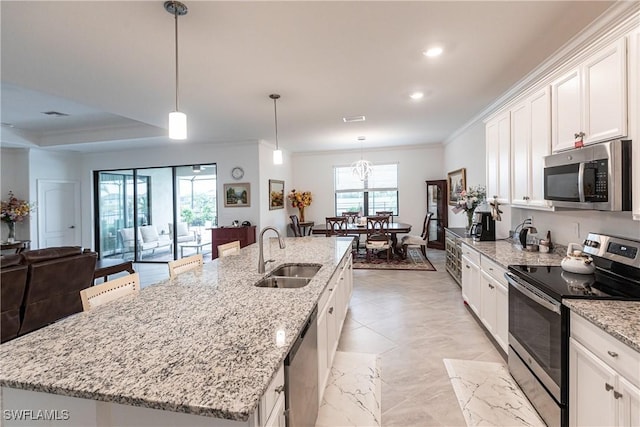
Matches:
[[506, 272, 565, 403]]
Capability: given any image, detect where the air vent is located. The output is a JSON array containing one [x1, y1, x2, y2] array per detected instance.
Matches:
[[42, 111, 69, 117], [343, 115, 366, 123]]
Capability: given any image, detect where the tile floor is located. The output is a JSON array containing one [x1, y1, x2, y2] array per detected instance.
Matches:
[[131, 249, 508, 426]]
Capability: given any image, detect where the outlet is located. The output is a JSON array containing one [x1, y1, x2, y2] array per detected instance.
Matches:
[[571, 222, 580, 239]]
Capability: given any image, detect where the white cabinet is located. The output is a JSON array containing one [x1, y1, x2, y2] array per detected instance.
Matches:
[[569, 312, 640, 427], [629, 28, 640, 221], [317, 254, 353, 404], [260, 364, 285, 427], [552, 38, 627, 152], [479, 256, 509, 353], [480, 271, 497, 335], [486, 111, 511, 203], [264, 393, 286, 427], [511, 87, 552, 208], [461, 244, 481, 315]]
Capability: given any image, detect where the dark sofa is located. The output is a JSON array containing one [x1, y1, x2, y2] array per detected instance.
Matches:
[[0, 246, 97, 342], [1, 254, 28, 343]]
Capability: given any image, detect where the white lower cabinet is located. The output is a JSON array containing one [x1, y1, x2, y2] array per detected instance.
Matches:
[[569, 312, 640, 427], [264, 393, 286, 427], [461, 244, 481, 315], [317, 254, 353, 404]]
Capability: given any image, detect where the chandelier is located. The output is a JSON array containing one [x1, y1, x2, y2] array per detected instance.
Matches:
[[351, 136, 372, 181]]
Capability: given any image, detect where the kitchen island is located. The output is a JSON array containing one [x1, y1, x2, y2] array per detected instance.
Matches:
[[0, 236, 353, 426]]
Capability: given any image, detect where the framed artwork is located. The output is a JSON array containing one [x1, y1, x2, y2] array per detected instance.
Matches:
[[447, 168, 466, 206], [269, 179, 285, 210], [224, 183, 251, 207]]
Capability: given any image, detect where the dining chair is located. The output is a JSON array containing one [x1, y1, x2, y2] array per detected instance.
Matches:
[[289, 215, 303, 237], [218, 240, 240, 257], [167, 253, 204, 279], [400, 212, 433, 259], [341, 212, 361, 252], [365, 215, 391, 262], [325, 217, 347, 237], [375, 211, 395, 223], [80, 272, 140, 311]]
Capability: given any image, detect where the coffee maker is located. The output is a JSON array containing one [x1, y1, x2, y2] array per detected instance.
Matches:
[[470, 204, 496, 241]]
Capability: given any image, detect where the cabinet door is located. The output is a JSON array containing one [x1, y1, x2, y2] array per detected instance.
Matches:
[[486, 119, 500, 201], [618, 375, 640, 427], [317, 307, 329, 403], [583, 38, 627, 144], [264, 393, 286, 427], [570, 338, 617, 427], [480, 272, 497, 335], [486, 111, 510, 203], [552, 69, 582, 152], [326, 290, 338, 368], [511, 101, 530, 205], [495, 281, 508, 353], [628, 29, 640, 221], [462, 256, 480, 315], [529, 87, 551, 206]]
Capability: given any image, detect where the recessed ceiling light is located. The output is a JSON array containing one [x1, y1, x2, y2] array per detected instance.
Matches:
[[410, 92, 424, 100], [343, 115, 366, 123], [423, 47, 443, 58], [42, 111, 70, 117], [357, 136, 366, 141]]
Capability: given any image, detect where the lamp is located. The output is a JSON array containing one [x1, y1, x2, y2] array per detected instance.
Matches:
[[269, 94, 283, 165], [351, 136, 372, 181], [165, 1, 188, 140]]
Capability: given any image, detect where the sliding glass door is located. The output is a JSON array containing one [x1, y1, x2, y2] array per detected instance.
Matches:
[[94, 164, 217, 263]]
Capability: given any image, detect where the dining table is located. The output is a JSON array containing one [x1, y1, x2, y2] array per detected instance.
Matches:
[[312, 222, 412, 256]]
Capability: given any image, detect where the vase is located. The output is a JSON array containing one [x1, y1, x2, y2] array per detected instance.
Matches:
[[466, 210, 475, 235], [298, 207, 305, 223], [5, 221, 16, 243]]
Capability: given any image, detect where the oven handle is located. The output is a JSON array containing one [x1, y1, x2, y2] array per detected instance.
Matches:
[[504, 272, 561, 314], [578, 162, 585, 202]]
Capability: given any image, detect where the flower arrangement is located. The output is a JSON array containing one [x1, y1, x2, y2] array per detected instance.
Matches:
[[1, 191, 34, 223], [452, 185, 486, 229], [287, 189, 312, 222]]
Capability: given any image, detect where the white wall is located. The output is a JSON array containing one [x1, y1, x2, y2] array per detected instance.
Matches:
[[258, 141, 292, 235], [0, 148, 30, 241], [290, 144, 445, 236]]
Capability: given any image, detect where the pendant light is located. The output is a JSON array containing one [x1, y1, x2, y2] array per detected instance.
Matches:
[[352, 136, 372, 181], [165, 1, 188, 140], [270, 94, 283, 165]]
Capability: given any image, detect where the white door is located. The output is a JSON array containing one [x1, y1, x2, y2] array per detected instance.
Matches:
[[38, 180, 81, 248], [552, 68, 582, 152]]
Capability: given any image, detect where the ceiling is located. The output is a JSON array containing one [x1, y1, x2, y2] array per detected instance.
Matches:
[[0, 1, 614, 154]]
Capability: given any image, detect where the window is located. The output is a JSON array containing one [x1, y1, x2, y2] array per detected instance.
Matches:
[[334, 163, 398, 215]]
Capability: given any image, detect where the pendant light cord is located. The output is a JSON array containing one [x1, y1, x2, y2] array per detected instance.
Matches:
[[273, 97, 279, 150], [174, 7, 180, 112]]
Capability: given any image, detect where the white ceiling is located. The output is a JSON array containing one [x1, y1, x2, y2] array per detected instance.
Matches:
[[0, 1, 614, 153]]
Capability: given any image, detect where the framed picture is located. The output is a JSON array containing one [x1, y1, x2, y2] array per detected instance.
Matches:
[[269, 179, 285, 210], [447, 168, 466, 206], [224, 183, 251, 207]]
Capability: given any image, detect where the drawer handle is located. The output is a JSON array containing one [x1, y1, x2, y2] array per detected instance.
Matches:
[[489, 284, 495, 289], [607, 351, 619, 358], [466, 265, 470, 269], [275, 385, 284, 394], [329, 288, 333, 291], [605, 383, 614, 392], [329, 307, 334, 314], [614, 391, 623, 399]]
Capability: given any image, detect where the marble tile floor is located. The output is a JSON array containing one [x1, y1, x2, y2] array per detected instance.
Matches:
[[444, 359, 545, 427], [316, 351, 381, 427]]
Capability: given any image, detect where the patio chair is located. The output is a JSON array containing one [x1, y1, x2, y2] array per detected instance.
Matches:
[[80, 273, 140, 311]]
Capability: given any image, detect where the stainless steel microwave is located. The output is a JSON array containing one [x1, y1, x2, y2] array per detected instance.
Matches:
[[543, 139, 632, 211]]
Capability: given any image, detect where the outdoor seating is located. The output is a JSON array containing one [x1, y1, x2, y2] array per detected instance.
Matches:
[[119, 225, 173, 259], [169, 222, 197, 243]]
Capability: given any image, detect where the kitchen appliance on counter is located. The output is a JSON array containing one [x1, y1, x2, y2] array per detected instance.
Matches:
[[470, 203, 496, 241], [561, 243, 596, 274], [543, 139, 632, 211], [505, 232, 640, 427]]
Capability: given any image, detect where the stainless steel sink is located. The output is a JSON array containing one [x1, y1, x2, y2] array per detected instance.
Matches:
[[254, 276, 312, 288], [268, 264, 322, 278]]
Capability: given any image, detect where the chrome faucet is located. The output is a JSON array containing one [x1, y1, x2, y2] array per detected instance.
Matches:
[[258, 226, 286, 273]]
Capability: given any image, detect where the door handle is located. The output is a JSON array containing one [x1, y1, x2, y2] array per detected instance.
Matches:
[[605, 383, 614, 391], [614, 391, 623, 399]]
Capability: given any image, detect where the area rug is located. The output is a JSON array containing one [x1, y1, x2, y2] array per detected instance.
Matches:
[[352, 247, 436, 271], [443, 359, 545, 427], [316, 351, 381, 427]]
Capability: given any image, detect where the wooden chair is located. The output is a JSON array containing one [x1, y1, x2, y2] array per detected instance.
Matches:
[[341, 212, 361, 251], [325, 217, 347, 236], [218, 240, 240, 257], [376, 211, 395, 223], [365, 215, 391, 262], [401, 212, 433, 259], [80, 272, 140, 311], [167, 253, 204, 279], [289, 215, 303, 237]]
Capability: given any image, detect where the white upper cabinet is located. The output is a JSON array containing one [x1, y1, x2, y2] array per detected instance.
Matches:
[[552, 37, 628, 152], [511, 87, 552, 208], [629, 28, 640, 221], [486, 111, 511, 204]]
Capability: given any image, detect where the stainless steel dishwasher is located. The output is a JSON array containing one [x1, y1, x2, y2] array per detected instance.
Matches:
[[285, 306, 318, 427]]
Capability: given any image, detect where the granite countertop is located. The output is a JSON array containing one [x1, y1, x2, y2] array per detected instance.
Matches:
[[563, 299, 640, 353], [0, 237, 352, 422]]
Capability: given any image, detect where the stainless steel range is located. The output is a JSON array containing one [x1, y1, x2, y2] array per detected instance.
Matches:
[[505, 232, 640, 427]]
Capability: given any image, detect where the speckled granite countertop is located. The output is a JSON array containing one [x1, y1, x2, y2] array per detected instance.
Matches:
[[563, 299, 640, 353], [0, 237, 352, 421]]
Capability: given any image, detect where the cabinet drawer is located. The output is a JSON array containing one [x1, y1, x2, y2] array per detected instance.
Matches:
[[480, 256, 507, 285], [461, 244, 480, 265], [571, 312, 640, 388], [260, 363, 285, 425]]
